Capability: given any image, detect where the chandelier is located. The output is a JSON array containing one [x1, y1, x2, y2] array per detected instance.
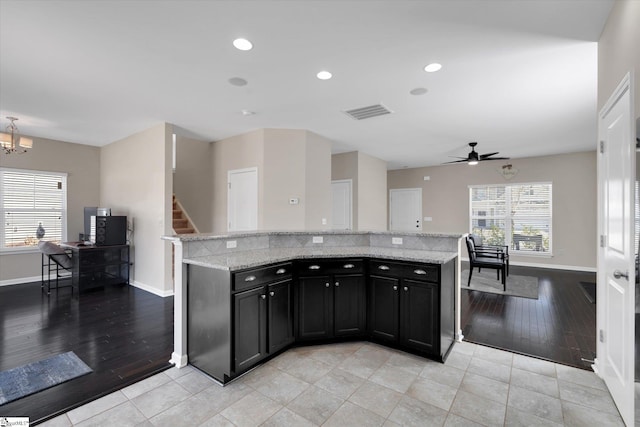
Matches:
[[1, 117, 33, 154]]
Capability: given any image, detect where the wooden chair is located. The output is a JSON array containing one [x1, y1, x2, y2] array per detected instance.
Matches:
[[465, 235, 507, 291]]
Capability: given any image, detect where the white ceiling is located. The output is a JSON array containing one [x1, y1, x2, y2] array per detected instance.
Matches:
[[0, 0, 613, 169]]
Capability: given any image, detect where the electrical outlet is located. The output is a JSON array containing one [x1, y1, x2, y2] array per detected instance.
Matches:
[[423, 176, 430, 181], [312, 236, 323, 244], [226, 240, 237, 249], [321, 218, 327, 225], [392, 237, 403, 245]]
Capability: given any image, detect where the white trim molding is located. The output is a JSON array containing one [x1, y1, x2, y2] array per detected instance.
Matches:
[[0, 275, 42, 287], [459, 257, 596, 273], [130, 280, 174, 297]]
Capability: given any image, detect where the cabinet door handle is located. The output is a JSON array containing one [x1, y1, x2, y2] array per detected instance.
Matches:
[[343, 263, 355, 269], [378, 265, 390, 271], [309, 265, 321, 270], [404, 286, 408, 291], [325, 282, 330, 288], [335, 282, 340, 287], [393, 285, 398, 291], [261, 294, 266, 299], [276, 268, 287, 274], [245, 275, 256, 282], [413, 269, 427, 275], [269, 291, 275, 297]]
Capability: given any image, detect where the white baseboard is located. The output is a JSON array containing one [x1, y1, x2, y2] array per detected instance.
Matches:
[[460, 257, 596, 273], [170, 352, 188, 368], [0, 275, 42, 287], [130, 280, 174, 297]]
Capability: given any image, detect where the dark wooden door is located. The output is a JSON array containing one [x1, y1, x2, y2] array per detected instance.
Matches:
[[334, 274, 366, 337], [369, 275, 399, 342], [233, 286, 267, 373], [298, 276, 332, 340], [268, 279, 294, 354], [400, 279, 438, 354]]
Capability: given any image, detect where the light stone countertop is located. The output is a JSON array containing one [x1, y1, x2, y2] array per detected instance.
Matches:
[[184, 246, 458, 271], [162, 230, 463, 242]]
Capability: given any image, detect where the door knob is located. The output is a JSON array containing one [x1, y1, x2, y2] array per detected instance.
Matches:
[[613, 270, 629, 280]]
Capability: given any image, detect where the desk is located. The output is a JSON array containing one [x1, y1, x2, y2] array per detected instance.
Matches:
[[61, 243, 130, 294]]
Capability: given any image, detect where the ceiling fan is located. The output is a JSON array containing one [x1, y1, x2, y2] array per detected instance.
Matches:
[[443, 142, 509, 165]]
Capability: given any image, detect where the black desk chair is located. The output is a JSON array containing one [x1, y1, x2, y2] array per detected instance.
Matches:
[[466, 235, 507, 291], [38, 241, 73, 295], [469, 233, 509, 276]]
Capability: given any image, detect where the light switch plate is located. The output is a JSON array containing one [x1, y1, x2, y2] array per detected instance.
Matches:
[[392, 237, 403, 245], [312, 236, 323, 244], [226, 240, 237, 249]]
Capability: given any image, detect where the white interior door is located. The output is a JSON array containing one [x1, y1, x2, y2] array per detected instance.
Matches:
[[331, 180, 352, 230], [389, 188, 422, 231], [597, 72, 635, 426], [228, 167, 258, 232]]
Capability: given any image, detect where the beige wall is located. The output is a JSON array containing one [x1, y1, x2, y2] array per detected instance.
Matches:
[[173, 135, 213, 232], [332, 152, 359, 229], [357, 152, 387, 231], [0, 137, 100, 283], [304, 131, 332, 230], [388, 151, 597, 269], [100, 123, 173, 296], [597, 0, 640, 117]]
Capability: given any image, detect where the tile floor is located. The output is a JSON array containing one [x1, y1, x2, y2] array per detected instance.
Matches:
[[40, 341, 624, 426]]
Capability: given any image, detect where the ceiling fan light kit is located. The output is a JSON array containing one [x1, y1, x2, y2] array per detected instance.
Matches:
[[443, 142, 509, 166]]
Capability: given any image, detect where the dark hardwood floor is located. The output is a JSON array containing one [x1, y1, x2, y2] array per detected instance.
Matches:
[[461, 263, 597, 370], [0, 280, 173, 424]]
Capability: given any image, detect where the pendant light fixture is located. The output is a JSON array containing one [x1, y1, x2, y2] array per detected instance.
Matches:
[[0, 117, 33, 154]]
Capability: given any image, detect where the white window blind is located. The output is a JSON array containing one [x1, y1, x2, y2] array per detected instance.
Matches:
[[470, 183, 552, 254], [0, 168, 67, 251]]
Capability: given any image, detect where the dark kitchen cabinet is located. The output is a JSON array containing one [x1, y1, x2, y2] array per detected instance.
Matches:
[[369, 275, 400, 342], [296, 259, 366, 341], [268, 280, 294, 354], [234, 286, 267, 372]]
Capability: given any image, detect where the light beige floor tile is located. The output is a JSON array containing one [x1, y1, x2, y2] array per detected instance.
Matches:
[[121, 373, 172, 399], [75, 401, 146, 427], [337, 354, 385, 379], [383, 421, 402, 427], [459, 371, 509, 405], [443, 412, 485, 427], [386, 352, 429, 376], [135, 421, 154, 427], [467, 356, 511, 383], [451, 341, 478, 357], [163, 365, 195, 380], [444, 351, 472, 371], [406, 376, 458, 411], [354, 343, 396, 364], [262, 407, 317, 427], [504, 406, 564, 426], [558, 379, 619, 415], [555, 364, 606, 391], [510, 367, 559, 398], [348, 380, 403, 418], [420, 360, 465, 389], [287, 385, 344, 425], [67, 390, 128, 424], [507, 385, 563, 424], [307, 343, 359, 366], [388, 395, 448, 427], [198, 414, 236, 427], [323, 401, 385, 427], [369, 362, 418, 393], [267, 349, 306, 370], [219, 390, 282, 426], [252, 370, 310, 404], [148, 391, 220, 426], [131, 380, 192, 418], [450, 390, 506, 426], [473, 345, 513, 367], [38, 414, 72, 427], [196, 380, 253, 413], [314, 367, 364, 399], [174, 370, 218, 394], [561, 400, 624, 426], [286, 357, 333, 383], [240, 364, 281, 388], [512, 354, 557, 378]]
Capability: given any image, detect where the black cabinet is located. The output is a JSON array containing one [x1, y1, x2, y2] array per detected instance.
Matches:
[[232, 263, 293, 375], [369, 275, 399, 342], [65, 244, 129, 293], [296, 259, 366, 341]]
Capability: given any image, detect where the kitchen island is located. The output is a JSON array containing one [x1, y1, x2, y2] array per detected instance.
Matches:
[[163, 231, 463, 384]]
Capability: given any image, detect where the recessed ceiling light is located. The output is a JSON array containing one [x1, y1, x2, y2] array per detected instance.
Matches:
[[317, 71, 332, 80], [241, 110, 255, 116], [233, 38, 253, 51], [410, 88, 428, 96], [424, 63, 442, 73], [228, 77, 248, 86]]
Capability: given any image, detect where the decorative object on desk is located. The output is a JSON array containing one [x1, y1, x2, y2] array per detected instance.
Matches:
[[36, 222, 45, 239], [0, 351, 92, 405], [498, 163, 518, 180], [442, 142, 509, 165], [461, 269, 539, 299], [579, 281, 596, 304], [0, 116, 33, 155]]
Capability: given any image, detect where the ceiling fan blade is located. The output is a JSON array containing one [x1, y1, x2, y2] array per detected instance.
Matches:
[[479, 152, 499, 159], [479, 156, 510, 161], [448, 156, 469, 160], [442, 159, 469, 164]]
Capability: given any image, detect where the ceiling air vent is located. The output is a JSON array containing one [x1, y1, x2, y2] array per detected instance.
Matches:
[[343, 104, 393, 120]]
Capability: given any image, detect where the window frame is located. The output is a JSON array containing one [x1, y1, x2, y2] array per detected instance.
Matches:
[[469, 181, 553, 256], [0, 167, 68, 254]]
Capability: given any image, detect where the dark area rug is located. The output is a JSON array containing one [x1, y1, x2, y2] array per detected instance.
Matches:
[[579, 281, 596, 304], [461, 269, 539, 299], [0, 351, 92, 406]]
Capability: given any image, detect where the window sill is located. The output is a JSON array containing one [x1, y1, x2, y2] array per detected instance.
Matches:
[[0, 248, 40, 255], [512, 251, 553, 258]]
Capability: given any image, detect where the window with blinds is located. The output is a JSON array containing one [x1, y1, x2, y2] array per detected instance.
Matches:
[[0, 168, 67, 251], [470, 183, 552, 253]]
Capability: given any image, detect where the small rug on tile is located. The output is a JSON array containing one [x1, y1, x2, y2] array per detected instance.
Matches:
[[0, 351, 92, 406], [579, 281, 596, 304], [461, 269, 539, 299]]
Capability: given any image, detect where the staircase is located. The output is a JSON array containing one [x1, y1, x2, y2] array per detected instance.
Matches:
[[173, 195, 197, 234]]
